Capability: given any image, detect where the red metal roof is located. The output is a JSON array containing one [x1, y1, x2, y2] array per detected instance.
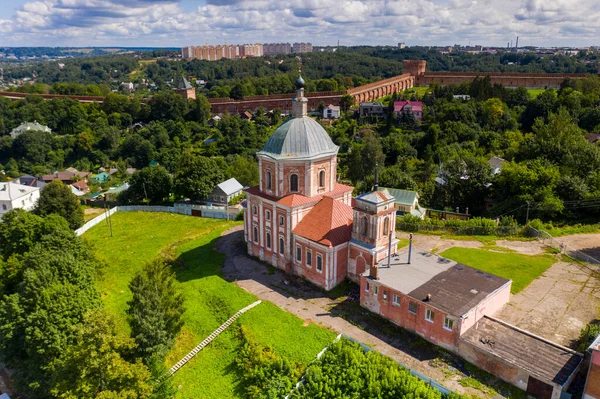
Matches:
[[394, 100, 423, 113], [293, 196, 354, 247]]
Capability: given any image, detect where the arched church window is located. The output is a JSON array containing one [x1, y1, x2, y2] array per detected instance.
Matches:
[[253, 226, 258, 243], [266, 170, 272, 190], [290, 174, 299, 192], [319, 170, 326, 188], [383, 217, 390, 236], [361, 216, 368, 237], [279, 237, 285, 254]]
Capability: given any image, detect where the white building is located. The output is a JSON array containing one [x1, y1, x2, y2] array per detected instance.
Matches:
[[0, 181, 40, 216], [10, 121, 51, 139], [323, 104, 340, 119]]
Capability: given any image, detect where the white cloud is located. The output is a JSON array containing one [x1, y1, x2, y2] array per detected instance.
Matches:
[[0, 0, 598, 46]]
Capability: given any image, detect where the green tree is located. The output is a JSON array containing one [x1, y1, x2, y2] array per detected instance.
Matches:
[[150, 91, 189, 121], [194, 94, 211, 124], [340, 94, 354, 111], [50, 309, 153, 399], [122, 166, 172, 204], [173, 154, 224, 201], [34, 180, 85, 229], [127, 259, 185, 357]]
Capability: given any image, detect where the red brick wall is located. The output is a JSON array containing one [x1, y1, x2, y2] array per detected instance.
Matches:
[[282, 164, 307, 196], [458, 340, 521, 386], [336, 246, 348, 287], [416, 72, 590, 89], [261, 160, 276, 194], [360, 277, 460, 350], [312, 158, 335, 195], [293, 240, 328, 289]]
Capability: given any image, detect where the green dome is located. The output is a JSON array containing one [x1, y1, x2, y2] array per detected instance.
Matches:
[[258, 117, 338, 160]]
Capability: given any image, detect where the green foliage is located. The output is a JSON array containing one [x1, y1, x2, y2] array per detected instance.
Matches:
[[34, 180, 85, 229], [127, 259, 185, 358], [173, 153, 224, 200], [291, 338, 460, 399], [121, 165, 172, 204], [50, 309, 153, 399], [0, 210, 101, 397], [577, 323, 600, 352], [236, 326, 303, 399]]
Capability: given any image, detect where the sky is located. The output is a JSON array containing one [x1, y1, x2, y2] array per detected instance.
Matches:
[[0, 0, 598, 48]]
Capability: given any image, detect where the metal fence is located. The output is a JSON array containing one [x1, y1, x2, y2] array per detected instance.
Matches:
[[528, 227, 600, 265], [396, 222, 520, 237], [75, 204, 241, 236]]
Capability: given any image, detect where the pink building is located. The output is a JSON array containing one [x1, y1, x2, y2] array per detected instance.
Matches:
[[584, 334, 600, 399], [394, 100, 423, 119], [360, 250, 512, 351], [244, 76, 397, 290]]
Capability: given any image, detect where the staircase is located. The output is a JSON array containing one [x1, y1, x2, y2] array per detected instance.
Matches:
[[166, 300, 262, 377]]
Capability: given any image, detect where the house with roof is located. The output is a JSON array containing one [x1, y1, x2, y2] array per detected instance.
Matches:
[[394, 100, 423, 119], [359, 102, 386, 117], [91, 172, 110, 183], [10, 121, 51, 139], [41, 170, 91, 185], [488, 156, 507, 175], [323, 104, 340, 119], [584, 333, 600, 399], [0, 181, 40, 216], [245, 76, 398, 291], [208, 178, 244, 205], [378, 187, 426, 218]]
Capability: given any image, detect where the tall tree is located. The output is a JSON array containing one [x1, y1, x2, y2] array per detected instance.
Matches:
[[127, 259, 185, 357], [50, 309, 153, 399], [121, 166, 172, 204], [173, 153, 224, 201], [34, 180, 85, 229]]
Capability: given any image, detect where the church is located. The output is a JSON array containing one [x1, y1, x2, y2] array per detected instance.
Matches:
[[244, 75, 398, 290]]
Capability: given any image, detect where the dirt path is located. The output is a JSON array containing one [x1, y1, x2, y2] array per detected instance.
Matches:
[[216, 226, 516, 398], [496, 260, 600, 347]]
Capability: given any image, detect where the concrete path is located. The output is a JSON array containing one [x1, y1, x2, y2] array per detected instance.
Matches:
[[496, 260, 600, 347], [216, 226, 507, 398]]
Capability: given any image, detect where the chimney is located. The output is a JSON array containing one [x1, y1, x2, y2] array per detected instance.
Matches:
[[465, 207, 469, 215], [370, 264, 379, 280], [455, 206, 459, 213]]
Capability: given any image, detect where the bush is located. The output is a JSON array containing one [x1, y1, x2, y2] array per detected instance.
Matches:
[[577, 323, 600, 352]]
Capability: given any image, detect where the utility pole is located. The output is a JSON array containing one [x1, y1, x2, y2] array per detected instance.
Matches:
[[526, 201, 531, 224]]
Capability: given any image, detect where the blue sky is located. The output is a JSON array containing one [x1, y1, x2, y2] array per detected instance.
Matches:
[[0, 0, 598, 48]]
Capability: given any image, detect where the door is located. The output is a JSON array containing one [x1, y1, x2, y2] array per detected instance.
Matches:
[[526, 376, 554, 399], [191, 209, 202, 217]]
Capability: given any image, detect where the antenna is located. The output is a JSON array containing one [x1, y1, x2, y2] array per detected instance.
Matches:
[[516, 36, 519, 49]]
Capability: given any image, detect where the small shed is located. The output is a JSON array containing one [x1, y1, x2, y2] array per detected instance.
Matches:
[[92, 172, 110, 183], [323, 104, 340, 119], [378, 187, 426, 218], [208, 178, 244, 205]]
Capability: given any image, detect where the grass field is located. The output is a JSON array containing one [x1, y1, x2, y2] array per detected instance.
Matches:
[[528, 88, 545, 98], [440, 247, 555, 294], [84, 212, 335, 398]]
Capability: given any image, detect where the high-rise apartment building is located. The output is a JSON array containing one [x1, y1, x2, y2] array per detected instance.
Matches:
[[263, 43, 292, 56], [292, 42, 313, 54], [181, 42, 311, 61]]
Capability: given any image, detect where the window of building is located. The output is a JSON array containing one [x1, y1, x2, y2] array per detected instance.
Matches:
[[319, 170, 326, 187], [374, 286, 379, 295], [382, 290, 388, 301], [316, 254, 323, 272], [22, 200, 25, 206], [266, 232, 271, 249], [408, 301, 417, 314], [443, 317, 454, 331], [365, 281, 370, 292], [290, 174, 298, 192], [253, 226, 258, 243], [306, 249, 312, 267], [252, 206, 257, 215], [383, 217, 390, 236], [279, 215, 284, 226], [279, 237, 284, 254], [296, 246, 302, 262], [2, 204, 6, 210], [392, 294, 400, 306], [266, 210, 271, 220], [361, 216, 368, 236], [266, 170, 272, 190], [425, 309, 435, 323]]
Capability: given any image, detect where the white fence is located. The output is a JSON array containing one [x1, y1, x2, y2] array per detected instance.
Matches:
[[529, 228, 600, 265], [75, 204, 241, 236]]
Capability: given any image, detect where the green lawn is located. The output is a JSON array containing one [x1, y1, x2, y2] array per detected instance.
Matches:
[[439, 247, 556, 294], [528, 88, 545, 98], [84, 212, 335, 399]]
